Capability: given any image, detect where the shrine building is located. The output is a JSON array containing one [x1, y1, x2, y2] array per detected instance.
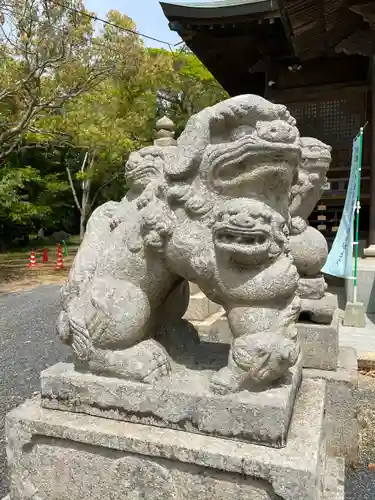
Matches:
[[160, 0, 375, 255]]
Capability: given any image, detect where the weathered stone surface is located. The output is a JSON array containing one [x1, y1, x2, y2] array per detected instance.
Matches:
[[289, 226, 328, 277], [197, 309, 340, 372], [297, 310, 339, 370], [322, 457, 345, 500], [41, 352, 302, 447], [304, 346, 359, 465], [56, 95, 304, 392], [300, 292, 337, 324], [6, 379, 326, 500], [289, 137, 331, 223], [289, 137, 331, 280], [297, 276, 326, 300]]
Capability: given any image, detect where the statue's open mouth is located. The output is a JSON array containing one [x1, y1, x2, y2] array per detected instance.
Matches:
[[214, 161, 289, 190], [207, 139, 299, 192], [214, 226, 270, 257]]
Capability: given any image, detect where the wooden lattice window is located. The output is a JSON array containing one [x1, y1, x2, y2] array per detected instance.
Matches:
[[288, 97, 365, 147]]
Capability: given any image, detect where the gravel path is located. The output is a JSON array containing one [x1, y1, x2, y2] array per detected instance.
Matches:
[[0, 285, 70, 497], [0, 285, 374, 499]]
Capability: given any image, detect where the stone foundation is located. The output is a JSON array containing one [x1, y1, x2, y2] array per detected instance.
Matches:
[[5, 379, 342, 500], [41, 353, 302, 447], [298, 310, 339, 371], [190, 308, 358, 466], [304, 346, 359, 466]]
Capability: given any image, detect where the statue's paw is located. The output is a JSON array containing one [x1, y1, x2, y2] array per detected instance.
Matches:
[[110, 215, 123, 231], [70, 318, 94, 361], [86, 307, 111, 344], [142, 340, 171, 383], [210, 367, 243, 395], [104, 339, 171, 383], [56, 310, 71, 344], [231, 332, 300, 386]]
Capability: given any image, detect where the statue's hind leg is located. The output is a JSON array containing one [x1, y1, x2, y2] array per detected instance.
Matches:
[[70, 276, 172, 382]]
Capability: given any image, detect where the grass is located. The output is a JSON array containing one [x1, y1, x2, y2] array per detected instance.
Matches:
[[0, 237, 80, 296]]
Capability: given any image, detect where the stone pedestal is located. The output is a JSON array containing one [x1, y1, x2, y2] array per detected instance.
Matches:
[[298, 310, 339, 371], [41, 356, 302, 447], [304, 346, 359, 466], [192, 308, 358, 467], [5, 379, 343, 500]]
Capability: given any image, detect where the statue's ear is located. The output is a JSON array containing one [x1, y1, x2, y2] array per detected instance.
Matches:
[[164, 108, 211, 181], [165, 150, 202, 182], [292, 168, 299, 187]]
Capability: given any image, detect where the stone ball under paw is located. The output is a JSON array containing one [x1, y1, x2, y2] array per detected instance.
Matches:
[[232, 331, 300, 386], [289, 225, 328, 276]]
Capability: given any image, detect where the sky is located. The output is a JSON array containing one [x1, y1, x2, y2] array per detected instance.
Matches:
[[84, 0, 187, 48]]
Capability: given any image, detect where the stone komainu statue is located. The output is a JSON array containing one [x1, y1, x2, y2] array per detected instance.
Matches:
[[57, 94, 332, 394]]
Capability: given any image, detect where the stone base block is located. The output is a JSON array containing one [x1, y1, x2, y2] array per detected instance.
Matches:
[[41, 353, 302, 447], [6, 379, 328, 500], [297, 276, 326, 300], [184, 292, 222, 321], [304, 346, 359, 466], [191, 310, 228, 341], [299, 292, 337, 324], [297, 309, 339, 370], [343, 301, 366, 328]]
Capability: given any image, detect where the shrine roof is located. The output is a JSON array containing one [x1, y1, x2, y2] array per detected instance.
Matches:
[[160, 0, 277, 19]]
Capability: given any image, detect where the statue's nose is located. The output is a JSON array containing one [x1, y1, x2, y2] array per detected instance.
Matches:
[[230, 213, 255, 227]]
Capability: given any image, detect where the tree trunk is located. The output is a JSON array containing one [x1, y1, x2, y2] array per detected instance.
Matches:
[[79, 159, 93, 240], [79, 213, 86, 240]]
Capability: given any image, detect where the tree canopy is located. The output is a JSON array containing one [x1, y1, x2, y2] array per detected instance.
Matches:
[[0, 0, 228, 248]]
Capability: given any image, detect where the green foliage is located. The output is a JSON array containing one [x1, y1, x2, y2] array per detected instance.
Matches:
[[151, 46, 229, 135], [0, 4, 228, 249]]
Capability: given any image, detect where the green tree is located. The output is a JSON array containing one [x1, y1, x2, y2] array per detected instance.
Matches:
[[151, 46, 229, 135], [31, 11, 169, 238], [0, 0, 113, 162]]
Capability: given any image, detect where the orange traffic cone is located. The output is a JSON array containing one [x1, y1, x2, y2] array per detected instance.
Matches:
[[28, 250, 37, 269], [56, 245, 64, 270], [42, 248, 48, 263]]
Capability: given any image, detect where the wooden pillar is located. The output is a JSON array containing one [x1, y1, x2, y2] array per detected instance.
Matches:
[[364, 54, 375, 255]]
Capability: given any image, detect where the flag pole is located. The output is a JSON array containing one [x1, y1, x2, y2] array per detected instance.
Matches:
[[352, 127, 364, 304]]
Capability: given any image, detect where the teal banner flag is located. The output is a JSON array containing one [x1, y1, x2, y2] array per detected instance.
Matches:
[[321, 134, 362, 278]]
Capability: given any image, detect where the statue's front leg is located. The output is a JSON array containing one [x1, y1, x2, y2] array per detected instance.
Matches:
[[210, 296, 300, 394]]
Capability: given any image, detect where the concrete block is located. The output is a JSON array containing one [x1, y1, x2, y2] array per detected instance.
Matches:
[[297, 310, 339, 371], [184, 293, 221, 321], [304, 346, 359, 466], [41, 355, 302, 447], [343, 301, 366, 327], [345, 259, 375, 313], [6, 379, 327, 500]]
